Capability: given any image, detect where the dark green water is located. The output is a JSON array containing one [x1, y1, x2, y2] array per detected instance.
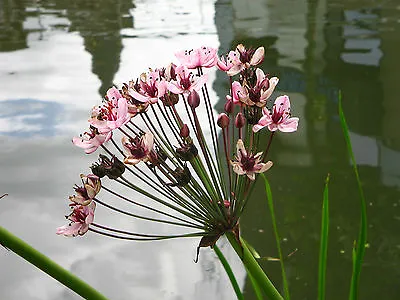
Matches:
[[1, 0, 399, 299]]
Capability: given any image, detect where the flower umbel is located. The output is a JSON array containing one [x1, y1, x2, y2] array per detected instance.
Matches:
[[62, 44, 299, 262]]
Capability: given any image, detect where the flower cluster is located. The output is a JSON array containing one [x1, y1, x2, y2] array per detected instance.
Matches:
[[58, 44, 298, 255]]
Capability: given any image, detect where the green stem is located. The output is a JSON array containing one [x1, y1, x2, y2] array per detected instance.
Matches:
[[247, 269, 264, 300], [226, 232, 283, 300], [213, 244, 244, 300], [0, 226, 108, 300]]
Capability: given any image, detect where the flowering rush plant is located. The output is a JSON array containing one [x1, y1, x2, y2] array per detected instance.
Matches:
[[58, 44, 299, 299]]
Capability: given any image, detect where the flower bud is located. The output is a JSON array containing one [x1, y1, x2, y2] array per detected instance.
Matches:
[[169, 166, 191, 187], [176, 143, 198, 161], [91, 154, 125, 180], [180, 124, 190, 138], [188, 90, 200, 109], [235, 112, 245, 128], [217, 113, 230, 128], [91, 164, 107, 178], [224, 98, 233, 114], [161, 92, 179, 106]]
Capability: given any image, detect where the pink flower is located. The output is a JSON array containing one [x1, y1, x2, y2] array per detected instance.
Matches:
[[227, 44, 265, 76], [122, 132, 156, 165], [246, 68, 279, 107], [253, 95, 299, 133], [56, 202, 96, 237], [175, 46, 217, 69], [72, 128, 112, 154], [167, 65, 208, 95], [128, 70, 167, 104], [69, 174, 101, 205], [230, 139, 273, 180], [89, 89, 131, 134]]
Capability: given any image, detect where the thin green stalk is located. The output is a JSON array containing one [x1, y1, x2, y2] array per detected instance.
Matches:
[[261, 174, 290, 300], [318, 174, 330, 300], [339, 95, 367, 300], [226, 231, 283, 300], [0, 226, 108, 300], [213, 244, 244, 300]]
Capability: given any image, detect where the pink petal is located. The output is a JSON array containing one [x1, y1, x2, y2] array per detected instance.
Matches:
[[227, 64, 243, 76], [256, 161, 273, 173], [199, 47, 217, 68], [175, 50, 192, 67], [85, 202, 96, 224], [236, 139, 246, 158], [156, 81, 167, 98], [56, 223, 81, 237], [267, 123, 279, 132], [253, 113, 271, 133], [278, 117, 299, 132], [255, 68, 265, 86], [253, 124, 265, 133], [78, 224, 89, 235], [167, 82, 184, 94], [216, 56, 230, 71], [72, 137, 99, 154], [190, 74, 208, 92], [106, 87, 122, 103], [260, 77, 279, 102], [129, 89, 149, 103], [143, 132, 154, 152], [274, 95, 291, 111], [231, 161, 246, 175], [250, 46, 265, 65], [246, 172, 256, 181], [124, 157, 141, 165]]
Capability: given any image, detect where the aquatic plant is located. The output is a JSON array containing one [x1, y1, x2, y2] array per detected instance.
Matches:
[[0, 45, 367, 300]]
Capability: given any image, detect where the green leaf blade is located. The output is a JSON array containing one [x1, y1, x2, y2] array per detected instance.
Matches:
[[338, 94, 368, 300], [318, 174, 330, 300]]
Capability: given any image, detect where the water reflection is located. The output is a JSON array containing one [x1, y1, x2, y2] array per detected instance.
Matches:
[[218, 0, 400, 299], [0, 0, 28, 51], [0, 99, 63, 136]]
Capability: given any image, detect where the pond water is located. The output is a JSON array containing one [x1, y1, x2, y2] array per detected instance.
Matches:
[[1, 0, 400, 299]]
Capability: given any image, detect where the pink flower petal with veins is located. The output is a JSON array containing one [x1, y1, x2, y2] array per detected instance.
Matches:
[[106, 87, 122, 104], [175, 46, 217, 69]]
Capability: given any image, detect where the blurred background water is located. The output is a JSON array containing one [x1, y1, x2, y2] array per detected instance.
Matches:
[[1, 0, 400, 299]]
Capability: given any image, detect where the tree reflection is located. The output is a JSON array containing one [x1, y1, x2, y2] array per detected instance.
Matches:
[[0, 0, 28, 51]]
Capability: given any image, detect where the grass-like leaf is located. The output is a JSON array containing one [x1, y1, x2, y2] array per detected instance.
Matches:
[[338, 94, 368, 300], [318, 174, 330, 300], [261, 173, 290, 300], [213, 244, 244, 300]]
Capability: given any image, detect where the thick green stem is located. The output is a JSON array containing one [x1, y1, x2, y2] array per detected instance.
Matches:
[[213, 244, 244, 300], [226, 232, 283, 300], [0, 226, 108, 300]]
